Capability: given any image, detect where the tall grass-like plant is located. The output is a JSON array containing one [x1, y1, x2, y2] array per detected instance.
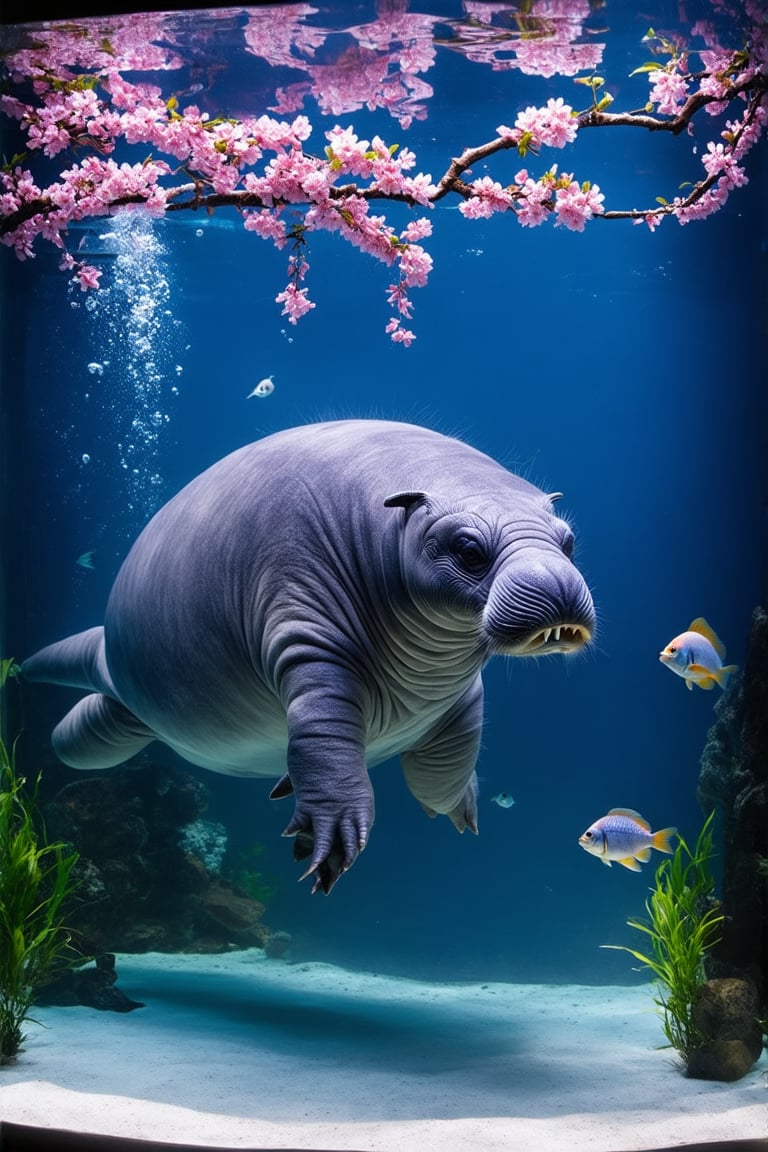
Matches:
[[602, 811, 724, 1064], [0, 659, 80, 1063]]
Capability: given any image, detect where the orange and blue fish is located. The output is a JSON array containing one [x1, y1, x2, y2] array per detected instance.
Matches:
[[659, 617, 738, 691], [578, 808, 677, 871]]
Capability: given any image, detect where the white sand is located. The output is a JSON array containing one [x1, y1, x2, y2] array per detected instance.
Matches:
[[0, 950, 765, 1150]]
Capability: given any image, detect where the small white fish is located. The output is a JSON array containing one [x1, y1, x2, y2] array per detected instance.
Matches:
[[659, 617, 738, 691], [247, 376, 275, 399], [76, 551, 95, 570], [490, 792, 515, 809]]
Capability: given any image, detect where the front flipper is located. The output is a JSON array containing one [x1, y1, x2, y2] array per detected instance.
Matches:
[[52, 693, 156, 769], [401, 675, 483, 835], [275, 665, 374, 893]]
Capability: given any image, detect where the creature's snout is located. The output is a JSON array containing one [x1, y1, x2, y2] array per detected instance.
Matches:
[[482, 554, 595, 656]]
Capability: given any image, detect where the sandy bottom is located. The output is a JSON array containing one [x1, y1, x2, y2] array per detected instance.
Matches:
[[0, 950, 765, 1150]]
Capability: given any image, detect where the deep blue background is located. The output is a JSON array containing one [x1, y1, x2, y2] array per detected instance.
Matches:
[[1, 0, 766, 983]]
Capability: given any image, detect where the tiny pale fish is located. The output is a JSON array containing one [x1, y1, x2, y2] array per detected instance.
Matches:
[[659, 617, 737, 691], [578, 808, 676, 871], [247, 376, 275, 399], [490, 792, 515, 808], [76, 551, 95, 570]]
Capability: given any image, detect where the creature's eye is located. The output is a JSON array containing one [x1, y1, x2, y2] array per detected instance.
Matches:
[[453, 535, 489, 575], [669, 646, 677, 654], [584, 830, 594, 840], [561, 530, 575, 559]]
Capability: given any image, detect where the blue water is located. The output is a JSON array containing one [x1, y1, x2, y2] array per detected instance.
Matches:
[[1, 0, 765, 986]]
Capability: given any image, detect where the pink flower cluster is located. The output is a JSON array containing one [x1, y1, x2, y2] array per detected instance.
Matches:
[[554, 178, 605, 230], [457, 100, 600, 231], [648, 65, 690, 115], [509, 97, 579, 149], [673, 99, 768, 224], [458, 177, 514, 219]]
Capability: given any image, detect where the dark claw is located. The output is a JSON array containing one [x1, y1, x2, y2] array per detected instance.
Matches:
[[291, 830, 352, 894], [269, 773, 294, 800]]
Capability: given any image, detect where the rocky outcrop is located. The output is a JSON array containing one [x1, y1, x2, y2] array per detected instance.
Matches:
[[694, 605, 767, 1079], [687, 978, 764, 1081], [42, 762, 289, 963]]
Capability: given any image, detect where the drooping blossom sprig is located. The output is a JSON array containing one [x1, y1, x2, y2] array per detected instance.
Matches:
[[1, 2, 766, 344]]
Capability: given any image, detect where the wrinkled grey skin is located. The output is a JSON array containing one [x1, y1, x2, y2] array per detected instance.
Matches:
[[23, 420, 595, 892]]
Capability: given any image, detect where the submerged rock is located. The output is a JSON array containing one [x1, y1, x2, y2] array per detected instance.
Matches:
[[36, 954, 144, 1013], [687, 978, 763, 1081], [697, 606, 768, 1015]]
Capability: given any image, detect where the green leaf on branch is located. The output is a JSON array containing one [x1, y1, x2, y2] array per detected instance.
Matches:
[[629, 62, 665, 76], [516, 130, 534, 158], [324, 145, 342, 172], [596, 94, 614, 111], [2, 154, 29, 173], [656, 196, 668, 205]]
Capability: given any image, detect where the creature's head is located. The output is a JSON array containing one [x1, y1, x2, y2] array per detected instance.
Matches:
[[578, 824, 606, 857], [384, 488, 595, 657], [658, 634, 691, 676]]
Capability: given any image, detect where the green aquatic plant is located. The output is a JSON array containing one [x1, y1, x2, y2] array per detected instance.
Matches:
[[229, 842, 278, 905], [0, 658, 80, 1064], [602, 811, 724, 1065]]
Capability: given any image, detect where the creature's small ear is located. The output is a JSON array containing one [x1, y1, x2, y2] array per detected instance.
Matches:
[[384, 491, 428, 513], [547, 491, 564, 503]]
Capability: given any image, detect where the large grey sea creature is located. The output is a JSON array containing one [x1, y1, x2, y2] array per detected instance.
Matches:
[[23, 420, 596, 892]]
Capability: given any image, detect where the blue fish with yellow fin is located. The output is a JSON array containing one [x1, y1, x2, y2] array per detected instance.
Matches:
[[659, 617, 737, 691], [578, 808, 676, 871]]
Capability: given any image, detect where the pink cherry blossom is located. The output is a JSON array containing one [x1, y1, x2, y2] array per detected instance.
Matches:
[[275, 282, 315, 324], [701, 141, 749, 188], [400, 218, 432, 242], [458, 176, 514, 219], [514, 171, 553, 228], [554, 180, 605, 231], [385, 318, 416, 346], [648, 68, 690, 115], [75, 263, 102, 290], [514, 97, 578, 148]]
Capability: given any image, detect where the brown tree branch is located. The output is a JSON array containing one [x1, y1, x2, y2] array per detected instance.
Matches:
[[1, 66, 765, 240]]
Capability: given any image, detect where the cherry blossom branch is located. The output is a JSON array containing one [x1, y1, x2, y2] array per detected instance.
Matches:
[[1, 10, 766, 341]]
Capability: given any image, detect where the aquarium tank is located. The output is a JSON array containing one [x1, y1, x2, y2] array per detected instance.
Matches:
[[0, 1, 766, 1148]]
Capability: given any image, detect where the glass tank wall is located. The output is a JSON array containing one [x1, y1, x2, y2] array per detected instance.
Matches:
[[0, 2, 766, 1147]]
